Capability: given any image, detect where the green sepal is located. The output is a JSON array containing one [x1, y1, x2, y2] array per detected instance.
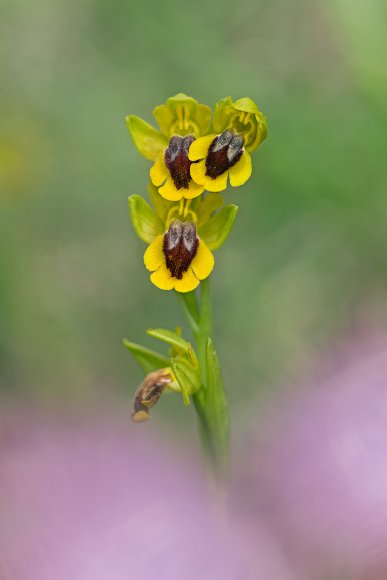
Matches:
[[153, 93, 212, 138], [234, 97, 261, 114], [148, 182, 173, 223], [123, 339, 170, 374], [194, 192, 224, 227], [128, 195, 164, 244], [147, 328, 190, 354], [211, 96, 234, 135], [212, 96, 232, 126], [232, 98, 268, 143], [198, 204, 238, 251], [170, 357, 200, 406], [126, 115, 168, 161]]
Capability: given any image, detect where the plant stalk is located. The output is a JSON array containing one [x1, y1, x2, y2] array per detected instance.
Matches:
[[178, 278, 229, 484]]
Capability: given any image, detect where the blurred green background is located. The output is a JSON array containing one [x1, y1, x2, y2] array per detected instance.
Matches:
[[1, 0, 387, 429]]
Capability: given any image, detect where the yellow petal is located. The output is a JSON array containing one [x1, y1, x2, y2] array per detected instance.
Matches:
[[190, 160, 207, 185], [150, 154, 168, 187], [229, 151, 252, 187], [184, 179, 205, 199], [203, 171, 228, 192], [173, 268, 200, 293], [190, 240, 214, 280], [150, 263, 175, 290], [159, 176, 184, 201], [188, 134, 217, 161], [144, 235, 164, 272]]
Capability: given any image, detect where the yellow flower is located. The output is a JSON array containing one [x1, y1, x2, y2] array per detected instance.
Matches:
[[150, 135, 205, 201], [212, 96, 267, 153], [188, 130, 252, 193], [129, 191, 237, 293], [144, 220, 214, 293]]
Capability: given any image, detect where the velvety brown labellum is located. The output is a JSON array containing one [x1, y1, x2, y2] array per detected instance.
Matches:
[[164, 135, 195, 189], [163, 220, 198, 280], [132, 370, 173, 423], [205, 130, 244, 179]]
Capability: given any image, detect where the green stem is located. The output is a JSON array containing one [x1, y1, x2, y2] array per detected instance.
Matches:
[[177, 290, 199, 334], [196, 277, 212, 385], [178, 278, 229, 484]]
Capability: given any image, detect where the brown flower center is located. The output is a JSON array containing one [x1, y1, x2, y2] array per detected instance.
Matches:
[[205, 130, 244, 179], [164, 135, 195, 190], [163, 220, 198, 279]]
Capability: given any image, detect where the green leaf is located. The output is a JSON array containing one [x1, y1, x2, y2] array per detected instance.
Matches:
[[126, 115, 168, 161], [204, 338, 229, 474], [195, 192, 224, 226], [128, 195, 164, 244], [205, 339, 222, 393], [170, 358, 200, 405], [198, 205, 238, 251], [123, 339, 170, 374], [147, 328, 191, 353]]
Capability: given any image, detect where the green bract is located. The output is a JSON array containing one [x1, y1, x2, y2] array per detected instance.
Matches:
[[171, 357, 200, 406], [212, 96, 267, 153], [146, 327, 191, 354], [123, 339, 170, 374]]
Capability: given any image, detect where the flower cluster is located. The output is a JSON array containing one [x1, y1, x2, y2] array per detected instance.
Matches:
[[126, 93, 267, 293], [125, 94, 267, 432]]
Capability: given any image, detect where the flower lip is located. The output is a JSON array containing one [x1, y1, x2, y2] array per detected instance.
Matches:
[[163, 220, 199, 280], [144, 231, 214, 292], [164, 135, 196, 190], [205, 130, 244, 179]]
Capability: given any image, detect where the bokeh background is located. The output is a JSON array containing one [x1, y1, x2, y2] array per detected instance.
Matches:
[[1, 1, 387, 577]]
